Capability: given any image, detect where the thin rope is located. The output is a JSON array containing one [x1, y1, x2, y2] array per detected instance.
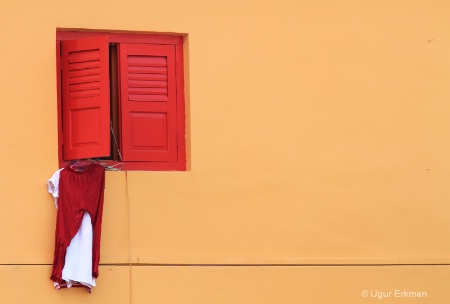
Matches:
[[124, 169, 132, 303], [111, 123, 123, 162]]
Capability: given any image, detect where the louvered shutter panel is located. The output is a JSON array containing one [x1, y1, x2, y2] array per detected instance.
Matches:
[[61, 36, 110, 160], [119, 44, 178, 162]]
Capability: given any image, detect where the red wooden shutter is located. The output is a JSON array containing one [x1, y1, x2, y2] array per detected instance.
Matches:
[[119, 43, 178, 162], [61, 36, 110, 160]]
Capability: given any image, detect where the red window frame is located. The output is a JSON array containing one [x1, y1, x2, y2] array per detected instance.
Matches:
[[56, 30, 186, 171]]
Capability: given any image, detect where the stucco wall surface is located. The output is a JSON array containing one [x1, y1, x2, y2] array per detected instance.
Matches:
[[1, 0, 450, 302]]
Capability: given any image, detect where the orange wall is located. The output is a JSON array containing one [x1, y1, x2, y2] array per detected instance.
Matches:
[[1, 0, 450, 302]]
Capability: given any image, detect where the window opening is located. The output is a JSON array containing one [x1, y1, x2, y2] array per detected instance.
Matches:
[[57, 31, 186, 171]]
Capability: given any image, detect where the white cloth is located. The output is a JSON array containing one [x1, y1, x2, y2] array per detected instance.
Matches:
[[47, 169, 96, 288], [47, 169, 63, 208]]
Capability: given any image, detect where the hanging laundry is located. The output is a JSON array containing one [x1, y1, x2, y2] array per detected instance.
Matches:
[[47, 163, 105, 292]]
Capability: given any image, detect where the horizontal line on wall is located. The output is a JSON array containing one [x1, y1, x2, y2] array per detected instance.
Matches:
[[2, 257, 450, 266]]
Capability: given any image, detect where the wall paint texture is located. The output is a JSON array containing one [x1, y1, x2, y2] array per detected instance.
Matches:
[[1, 0, 450, 302]]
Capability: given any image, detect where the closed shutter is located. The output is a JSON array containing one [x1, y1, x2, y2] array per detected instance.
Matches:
[[119, 43, 178, 162], [61, 36, 110, 160]]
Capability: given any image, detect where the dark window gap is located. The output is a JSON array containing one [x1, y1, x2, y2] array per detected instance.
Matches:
[[109, 43, 120, 161]]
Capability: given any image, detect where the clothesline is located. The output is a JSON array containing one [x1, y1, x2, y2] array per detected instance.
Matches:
[[70, 158, 123, 171]]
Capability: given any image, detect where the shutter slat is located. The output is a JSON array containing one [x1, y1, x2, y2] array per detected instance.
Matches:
[[128, 80, 168, 88], [70, 74, 101, 85], [68, 49, 100, 63], [128, 73, 167, 81], [69, 89, 101, 99], [70, 81, 100, 92], [69, 61, 100, 71], [128, 66, 167, 74], [127, 55, 166, 66], [69, 67, 101, 78], [128, 87, 167, 95], [129, 94, 168, 102]]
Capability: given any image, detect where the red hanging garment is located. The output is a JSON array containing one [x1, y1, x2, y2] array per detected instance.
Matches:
[[50, 164, 105, 285]]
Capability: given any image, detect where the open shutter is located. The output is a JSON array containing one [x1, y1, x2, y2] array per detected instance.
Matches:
[[119, 43, 178, 162], [61, 36, 110, 160]]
